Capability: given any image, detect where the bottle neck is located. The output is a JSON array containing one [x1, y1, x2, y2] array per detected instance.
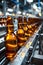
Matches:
[[6, 16, 14, 33], [7, 25, 14, 33], [18, 23, 23, 29]]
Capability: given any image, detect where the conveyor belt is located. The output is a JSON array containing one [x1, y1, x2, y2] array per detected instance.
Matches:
[[8, 24, 42, 65]]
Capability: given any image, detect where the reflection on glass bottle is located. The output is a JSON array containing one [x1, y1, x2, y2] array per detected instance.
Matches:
[[5, 16, 18, 61]]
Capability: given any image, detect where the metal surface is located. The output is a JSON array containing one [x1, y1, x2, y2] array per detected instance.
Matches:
[[0, 24, 8, 65], [0, 37, 5, 43], [0, 57, 9, 65], [0, 31, 6, 38]]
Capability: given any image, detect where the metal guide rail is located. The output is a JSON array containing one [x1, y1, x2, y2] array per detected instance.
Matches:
[[0, 57, 9, 65], [8, 24, 42, 65], [0, 29, 6, 50], [0, 31, 6, 49], [0, 37, 5, 43], [0, 25, 6, 65], [0, 25, 6, 38], [0, 33, 9, 65], [0, 32, 6, 37], [0, 25, 6, 32]]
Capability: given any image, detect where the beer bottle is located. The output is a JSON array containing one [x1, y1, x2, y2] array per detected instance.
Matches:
[[23, 17, 30, 39], [17, 16, 27, 48], [5, 16, 18, 61]]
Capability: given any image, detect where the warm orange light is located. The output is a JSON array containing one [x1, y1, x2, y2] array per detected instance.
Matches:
[[18, 42, 25, 47], [7, 43, 17, 48], [27, 25, 32, 29], [17, 29, 24, 34], [6, 52, 16, 61], [18, 36, 27, 41], [6, 33, 16, 41], [23, 27, 28, 31]]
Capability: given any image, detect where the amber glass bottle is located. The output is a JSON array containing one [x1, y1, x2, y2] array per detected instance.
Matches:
[[27, 18, 33, 37], [17, 17, 27, 48], [27, 17, 40, 36], [5, 16, 18, 61], [23, 17, 30, 39], [27, 24, 36, 36]]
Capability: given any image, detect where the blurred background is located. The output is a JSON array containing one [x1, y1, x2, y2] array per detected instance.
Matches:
[[0, 0, 43, 17]]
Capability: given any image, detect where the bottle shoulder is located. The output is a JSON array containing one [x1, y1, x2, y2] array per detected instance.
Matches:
[[17, 28, 24, 34], [5, 33, 17, 40]]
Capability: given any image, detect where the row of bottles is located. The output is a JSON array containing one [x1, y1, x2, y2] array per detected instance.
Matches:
[[0, 16, 41, 26], [0, 16, 41, 61], [0, 17, 7, 26], [17, 17, 27, 48], [17, 16, 40, 45]]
